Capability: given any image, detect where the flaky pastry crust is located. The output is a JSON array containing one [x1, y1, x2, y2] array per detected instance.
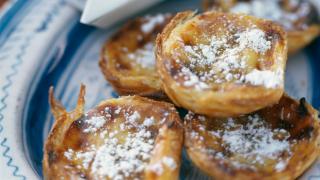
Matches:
[[184, 94, 320, 180], [156, 11, 287, 117], [43, 85, 183, 180], [99, 14, 172, 100]]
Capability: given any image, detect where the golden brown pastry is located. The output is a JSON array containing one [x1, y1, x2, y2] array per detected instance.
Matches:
[[203, 0, 320, 55], [43, 85, 183, 180], [99, 14, 172, 100], [184, 94, 320, 180], [156, 11, 287, 117]]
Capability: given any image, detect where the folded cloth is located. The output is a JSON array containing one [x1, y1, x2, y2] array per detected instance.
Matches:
[[80, 0, 163, 28]]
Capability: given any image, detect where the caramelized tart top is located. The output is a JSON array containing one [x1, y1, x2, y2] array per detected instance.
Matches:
[[157, 11, 287, 91]]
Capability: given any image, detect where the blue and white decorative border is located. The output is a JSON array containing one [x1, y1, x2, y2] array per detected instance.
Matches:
[[0, 0, 80, 179]]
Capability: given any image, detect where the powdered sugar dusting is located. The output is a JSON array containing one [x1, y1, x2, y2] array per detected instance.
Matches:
[[64, 149, 73, 160], [275, 161, 287, 172], [127, 42, 155, 68], [180, 67, 209, 90], [148, 156, 177, 175], [143, 116, 155, 127], [162, 156, 177, 170], [91, 128, 154, 179], [64, 148, 95, 169], [177, 28, 281, 88], [127, 111, 141, 124], [202, 114, 293, 170], [148, 163, 164, 175], [83, 116, 106, 133], [141, 14, 166, 33], [245, 69, 282, 88], [236, 29, 271, 53], [62, 105, 167, 179]]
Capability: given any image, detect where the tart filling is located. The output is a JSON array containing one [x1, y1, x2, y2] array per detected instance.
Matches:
[[161, 12, 286, 89]]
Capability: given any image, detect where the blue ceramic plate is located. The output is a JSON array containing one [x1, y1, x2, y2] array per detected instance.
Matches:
[[0, 0, 319, 179]]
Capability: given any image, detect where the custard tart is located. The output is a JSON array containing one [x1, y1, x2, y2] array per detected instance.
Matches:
[[156, 11, 287, 117], [43, 85, 183, 180], [99, 14, 172, 100], [203, 0, 320, 55], [184, 94, 320, 180]]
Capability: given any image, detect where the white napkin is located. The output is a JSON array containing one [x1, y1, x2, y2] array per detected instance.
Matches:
[[80, 0, 163, 28]]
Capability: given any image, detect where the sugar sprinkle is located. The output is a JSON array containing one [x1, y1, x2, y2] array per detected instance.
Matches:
[[83, 116, 106, 133], [206, 114, 292, 170], [127, 42, 155, 68], [141, 14, 166, 33], [177, 28, 280, 88], [62, 106, 171, 179]]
